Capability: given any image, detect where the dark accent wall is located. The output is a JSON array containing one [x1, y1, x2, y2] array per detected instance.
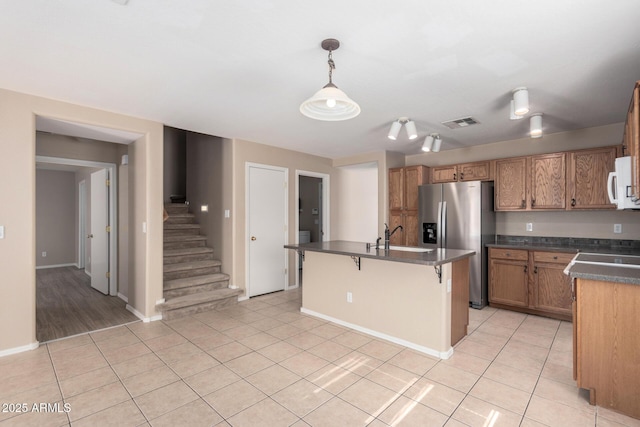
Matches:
[[163, 126, 187, 203]]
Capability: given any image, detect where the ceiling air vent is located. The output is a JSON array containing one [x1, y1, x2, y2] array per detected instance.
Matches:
[[441, 116, 480, 129]]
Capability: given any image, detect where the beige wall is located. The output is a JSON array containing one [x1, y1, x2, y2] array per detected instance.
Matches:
[[35, 170, 76, 267], [335, 163, 379, 242], [0, 89, 163, 354]]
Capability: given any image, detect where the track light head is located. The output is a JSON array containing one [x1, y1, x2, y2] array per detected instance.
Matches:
[[387, 120, 402, 140], [512, 87, 529, 116]]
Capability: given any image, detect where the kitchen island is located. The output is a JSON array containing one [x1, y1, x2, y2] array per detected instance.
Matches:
[[565, 253, 640, 420], [285, 241, 475, 359]]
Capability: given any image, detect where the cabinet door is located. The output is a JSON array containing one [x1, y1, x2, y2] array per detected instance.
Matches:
[[495, 157, 527, 211], [568, 147, 616, 210], [489, 258, 529, 307], [532, 252, 574, 316], [404, 210, 419, 246], [404, 166, 426, 210], [388, 210, 404, 246], [530, 153, 566, 210], [459, 161, 491, 182], [389, 168, 404, 211], [431, 165, 457, 183]]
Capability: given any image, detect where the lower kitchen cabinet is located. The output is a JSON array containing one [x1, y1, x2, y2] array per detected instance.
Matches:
[[489, 247, 573, 320]]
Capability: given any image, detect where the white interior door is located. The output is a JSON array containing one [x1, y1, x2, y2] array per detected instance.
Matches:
[[248, 165, 287, 297], [90, 169, 109, 295]]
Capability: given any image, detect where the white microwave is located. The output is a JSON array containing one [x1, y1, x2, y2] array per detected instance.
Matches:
[[607, 156, 640, 210]]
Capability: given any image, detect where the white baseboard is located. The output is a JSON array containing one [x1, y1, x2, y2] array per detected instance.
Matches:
[[117, 293, 128, 303], [0, 342, 39, 358], [155, 298, 165, 305], [237, 295, 249, 302], [126, 304, 162, 323], [35, 263, 77, 270], [300, 307, 454, 360]]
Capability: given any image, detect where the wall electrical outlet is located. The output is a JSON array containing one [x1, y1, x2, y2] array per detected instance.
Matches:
[[526, 223, 533, 232], [447, 278, 452, 293], [42, 251, 47, 257], [614, 224, 622, 234], [346, 292, 353, 303]]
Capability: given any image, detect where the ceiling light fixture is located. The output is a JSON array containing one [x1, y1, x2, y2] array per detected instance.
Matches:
[[512, 87, 529, 116], [530, 114, 543, 138], [432, 135, 443, 152], [421, 135, 434, 152], [509, 100, 524, 120], [388, 117, 417, 140], [300, 38, 361, 121]]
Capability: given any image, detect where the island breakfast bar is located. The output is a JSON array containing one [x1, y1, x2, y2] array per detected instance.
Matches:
[[285, 241, 475, 359]]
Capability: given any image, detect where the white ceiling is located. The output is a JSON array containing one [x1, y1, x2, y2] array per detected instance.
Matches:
[[2, 0, 639, 158]]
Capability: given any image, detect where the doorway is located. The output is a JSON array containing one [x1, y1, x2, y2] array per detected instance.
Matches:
[[246, 163, 288, 297], [295, 170, 330, 287]]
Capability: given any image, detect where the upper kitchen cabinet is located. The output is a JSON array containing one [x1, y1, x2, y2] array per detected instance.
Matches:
[[496, 154, 566, 211], [623, 81, 639, 200], [388, 165, 429, 246], [568, 146, 617, 210], [495, 157, 528, 210], [431, 161, 493, 183]]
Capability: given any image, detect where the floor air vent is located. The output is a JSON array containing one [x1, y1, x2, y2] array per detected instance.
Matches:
[[441, 116, 480, 129]]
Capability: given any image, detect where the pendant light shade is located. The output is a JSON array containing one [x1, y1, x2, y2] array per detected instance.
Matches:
[[300, 39, 361, 121], [422, 135, 434, 152], [387, 120, 402, 140], [512, 87, 529, 116], [530, 114, 543, 138]]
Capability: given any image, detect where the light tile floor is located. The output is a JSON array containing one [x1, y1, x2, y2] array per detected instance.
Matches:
[[1, 287, 639, 427]]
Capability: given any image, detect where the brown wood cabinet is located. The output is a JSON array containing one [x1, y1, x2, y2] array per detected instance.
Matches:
[[431, 161, 493, 183], [531, 153, 566, 209], [489, 247, 573, 320], [388, 165, 428, 246], [568, 146, 617, 210], [623, 81, 639, 199], [495, 157, 528, 210], [573, 277, 640, 419]]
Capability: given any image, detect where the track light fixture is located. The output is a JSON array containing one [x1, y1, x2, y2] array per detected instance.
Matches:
[[300, 38, 361, 121], [530, 114, 543, 138], [388, 117, 417, 140], [509, 100, 524, 120], [512, 87, 529, 116], [421, 134, 442, 152]]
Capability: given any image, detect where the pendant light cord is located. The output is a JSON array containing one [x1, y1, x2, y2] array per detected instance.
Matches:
[[327, 50, 335, 85]]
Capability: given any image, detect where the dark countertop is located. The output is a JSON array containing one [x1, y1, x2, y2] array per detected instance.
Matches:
[[285, 240, 475, 266], [564, 253, 640, 285]]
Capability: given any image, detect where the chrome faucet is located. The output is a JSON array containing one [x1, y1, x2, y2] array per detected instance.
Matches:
[[384, 223, 404, 250]]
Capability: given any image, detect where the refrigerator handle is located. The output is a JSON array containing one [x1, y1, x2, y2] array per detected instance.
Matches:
[[436, 202, 442, 247], [441, 201, 447, 248]]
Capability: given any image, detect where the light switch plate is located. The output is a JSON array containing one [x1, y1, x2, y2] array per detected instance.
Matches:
[[0, 225, 4, 239], [526, 223, 533, 232], [224, 209, 230, 218]]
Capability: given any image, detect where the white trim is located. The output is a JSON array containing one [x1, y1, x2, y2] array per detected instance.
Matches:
[[78, 179, 86, 269], [294, 170, 330, 287], [238, 295, 250, 302], [35, 263, 77, 270], [0, 342, 39, 358], [117, 292, 128, 303], [155, 298, 165, 305], [126, 304, 162, 323], [36, 156, 118, 296], [245, 162, 289, 296], [300, 307, 454, 360]]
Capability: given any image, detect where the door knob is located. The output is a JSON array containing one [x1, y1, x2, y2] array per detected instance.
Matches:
[[251, 236, 257, 241], [87, 234, 93, 238]]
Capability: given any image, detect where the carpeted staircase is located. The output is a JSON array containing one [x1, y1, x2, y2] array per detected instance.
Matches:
[[156, 203, 241, 320]]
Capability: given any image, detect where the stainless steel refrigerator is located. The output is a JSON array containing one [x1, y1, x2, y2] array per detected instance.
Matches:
[[418, 181, 495, 308]]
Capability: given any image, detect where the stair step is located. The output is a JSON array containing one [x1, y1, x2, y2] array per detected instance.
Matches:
[[164, 273, 230, 298], [163, 260, 222, 280], [157, 288, 242, 320], [165, 203, 189, 215], [164, 224, 201, 236], [163, 235, 207, 249], [164, 247, 215, 264], [164, 213, 196, 224]]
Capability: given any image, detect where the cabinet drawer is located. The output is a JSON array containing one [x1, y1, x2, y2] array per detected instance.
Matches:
[[533, 251, 575, 264], [489, 248, 528, 261]]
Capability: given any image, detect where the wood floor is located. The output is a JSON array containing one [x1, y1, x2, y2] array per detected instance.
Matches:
[[36, 266, 139, 342]]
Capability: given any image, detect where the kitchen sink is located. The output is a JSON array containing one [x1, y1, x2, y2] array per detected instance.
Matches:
[[387, 245, 433, 253]]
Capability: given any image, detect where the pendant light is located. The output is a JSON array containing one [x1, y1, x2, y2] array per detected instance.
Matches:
[[300, 39, 361, 121]]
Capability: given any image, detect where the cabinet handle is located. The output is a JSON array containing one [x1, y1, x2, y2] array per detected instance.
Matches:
[[531, 199, 536, 207], [524, 265, 528, 273], [460, 172, 464, 180], [453, 173, 457, 180], [571, 198, 576, 207], [553, 256, 558, 260], [521, 200, 526, 208], [534, 266, 538, 274]]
